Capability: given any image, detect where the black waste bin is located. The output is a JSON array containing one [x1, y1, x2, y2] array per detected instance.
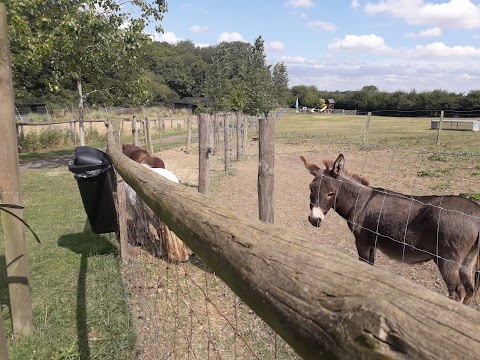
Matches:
[[68, 146, 118, 234]]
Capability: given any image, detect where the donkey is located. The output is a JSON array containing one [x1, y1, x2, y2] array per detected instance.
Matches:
[[301, 154, 480, 304]]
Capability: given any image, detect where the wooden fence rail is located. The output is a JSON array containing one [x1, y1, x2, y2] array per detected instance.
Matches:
[[105, 130, 480, 360]]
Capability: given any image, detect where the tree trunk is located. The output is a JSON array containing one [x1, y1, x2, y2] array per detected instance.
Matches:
[[77, 76, 85, 146]]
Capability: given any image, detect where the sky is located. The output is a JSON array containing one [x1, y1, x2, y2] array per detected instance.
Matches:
[[146, 0, 480, 93]]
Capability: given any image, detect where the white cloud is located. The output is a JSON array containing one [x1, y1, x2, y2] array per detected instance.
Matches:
[[190, 25, 208, 33], [351, 0, 360, 9], [120, 21, 131, 30], [152, 31, 184, 44], [364, 0, 480, 29], [328, 34, 390, 52], [217, 32, 246, 43], [328, 34, 480, 59], [195, 43, 210, 48], [285, 0, 314, 8], [405, 27, 442, 38], [286, 60, 480, 92], [307, 20, 337, 32], [405, 42, 480, 57], [278, 55, 318, 65], [267, 41, 286, 51]]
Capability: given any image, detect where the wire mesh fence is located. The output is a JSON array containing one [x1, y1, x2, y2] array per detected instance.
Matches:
[[101, 109, 480, 358]]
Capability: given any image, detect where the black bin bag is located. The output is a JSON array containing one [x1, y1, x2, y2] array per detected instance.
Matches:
[[68, 146, 118, 234]]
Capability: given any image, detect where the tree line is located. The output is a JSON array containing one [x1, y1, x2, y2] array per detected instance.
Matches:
[[7, 0, 289, 116], [291, 85, 480, 112], [7, 0, 480, 116]]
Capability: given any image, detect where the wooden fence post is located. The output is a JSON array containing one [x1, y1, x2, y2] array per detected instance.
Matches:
[[224, 114, 230, 171], [436, 110, 444, 145], [212, 112, 219, 155], [0, 3, 34, 338], [362, 111, 372, 145], [243, 115, 248, 157], [198, 114, 211, 194], [145, 117, 153, 153], [185, 115, 192, 154], [73, 121, 77, 144], [258, 114, 275, 224], [131, 116, 138, 146], [236, 111, 243, 161]]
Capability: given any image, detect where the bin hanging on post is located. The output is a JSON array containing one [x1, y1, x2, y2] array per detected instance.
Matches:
[[68, 146, 118, 234]]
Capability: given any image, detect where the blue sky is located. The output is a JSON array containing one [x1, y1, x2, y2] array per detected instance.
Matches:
[[147, 1, 480, 93]]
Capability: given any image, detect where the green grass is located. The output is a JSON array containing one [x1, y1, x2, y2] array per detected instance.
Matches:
[[275, 113, 480, 154], [0, 166, 136, 359]]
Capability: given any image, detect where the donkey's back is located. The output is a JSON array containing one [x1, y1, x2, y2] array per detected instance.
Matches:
[[363, 192, 480, 265]]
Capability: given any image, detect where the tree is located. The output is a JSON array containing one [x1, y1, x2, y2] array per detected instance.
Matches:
[[244, 36, 273, 115], [271, 62, 289, 107], [8, 0, 167, 145]]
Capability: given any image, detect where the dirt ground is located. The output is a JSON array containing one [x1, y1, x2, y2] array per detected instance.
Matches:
[[157, 139, 480, 304], [26, 136, 478, 358]]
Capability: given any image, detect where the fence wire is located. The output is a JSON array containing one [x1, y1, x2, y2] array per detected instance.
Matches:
[[115, 110, 479, 358]]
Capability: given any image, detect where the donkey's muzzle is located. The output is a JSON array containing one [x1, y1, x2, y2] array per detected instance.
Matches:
[[308, 206, 325, 227], [308, 216, 323, 227]]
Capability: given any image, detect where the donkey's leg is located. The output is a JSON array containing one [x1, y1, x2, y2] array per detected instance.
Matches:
[[355, 236, 375, 265], [459, 246, 477, 305], [437, 259, 466, 303]]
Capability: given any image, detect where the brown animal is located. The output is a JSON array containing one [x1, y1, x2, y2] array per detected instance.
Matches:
[[121, 144, 191, 263], [301, 154, 480, 305], [122, 144, 165, 169]]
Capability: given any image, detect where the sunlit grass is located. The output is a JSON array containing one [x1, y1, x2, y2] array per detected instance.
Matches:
[[276, 113, 480, 154], [0, 167, 136, 359]]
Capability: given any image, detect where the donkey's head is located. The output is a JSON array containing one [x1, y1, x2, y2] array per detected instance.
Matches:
[[300, 154, 345, 227]]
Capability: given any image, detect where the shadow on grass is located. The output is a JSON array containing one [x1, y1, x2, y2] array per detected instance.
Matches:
[[58, 222, 117, 360]]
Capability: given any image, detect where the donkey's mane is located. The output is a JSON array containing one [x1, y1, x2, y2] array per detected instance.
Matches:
[[323, 159, 370, 186]]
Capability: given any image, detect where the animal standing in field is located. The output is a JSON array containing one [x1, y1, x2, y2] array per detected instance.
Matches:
[[301, 154, 480, 305], [122, 145, 190, 262], [122, 144, 165, 169]]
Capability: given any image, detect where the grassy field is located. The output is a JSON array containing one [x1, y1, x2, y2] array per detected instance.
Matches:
[[0, 166, 137, 359], [275, 113, 480, 154]]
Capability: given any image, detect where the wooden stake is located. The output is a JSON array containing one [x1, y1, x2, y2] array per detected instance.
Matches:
[[0, 3, 33, 338]]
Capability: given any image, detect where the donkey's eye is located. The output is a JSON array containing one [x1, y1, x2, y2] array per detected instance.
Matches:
[[327, 192, 335, 198]]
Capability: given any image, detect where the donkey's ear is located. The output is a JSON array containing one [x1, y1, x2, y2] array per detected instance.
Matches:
[[333, 154, 345, 177], [300, 156, 321, 176]]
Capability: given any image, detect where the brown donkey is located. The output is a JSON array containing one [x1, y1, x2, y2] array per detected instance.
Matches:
[[301, 154, 480, 304]]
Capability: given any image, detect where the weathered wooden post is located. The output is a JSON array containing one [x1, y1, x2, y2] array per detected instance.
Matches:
[[145, 117, 153, 153], [73, 121, 77, 144], [258, 112, 275, 224], [223, 113, 230, 171], [0, 3, 34, 338], [198, 113, 211, 194], [236, 111, 243, 161], [185, 115, 192, 154], [131, 116, 138, 146], [243, 115, 249, 157], [436, 110, 444, 145], [212, 112, 219, 155], [362, 111, 372, 145]]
